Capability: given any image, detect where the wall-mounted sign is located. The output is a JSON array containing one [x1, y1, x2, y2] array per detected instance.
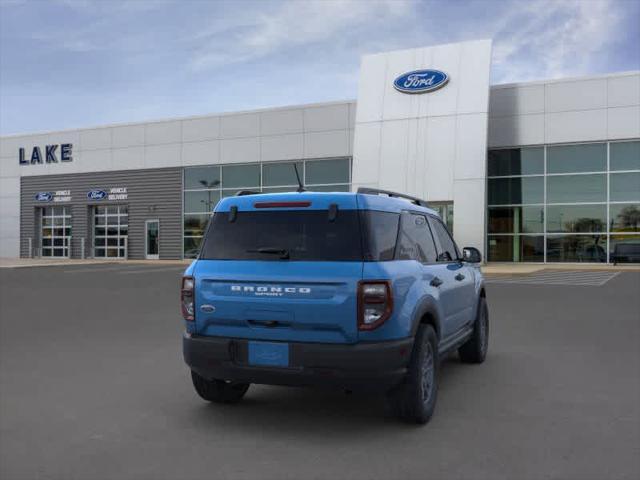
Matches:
[[393, 69, 449, 94], [19, 144, 73, 165], [35, 192, 53, 202], [35, 190, 71, 202], [87, 190, 107, 200], [88, 187, 128, 201]]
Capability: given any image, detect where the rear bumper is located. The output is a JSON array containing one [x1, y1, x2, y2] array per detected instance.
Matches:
[[183, 333, 413, 390]]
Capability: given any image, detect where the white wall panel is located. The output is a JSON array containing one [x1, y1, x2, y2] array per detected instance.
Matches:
[[607, 74, 640, 108], [424, 116, 455, 201], [145, 143, 181, 168], [112, 146, 144, 170], [0, 136, 23, 158], [260, 109, 303, 136], [261, 133, 303, 161], [0, 176, 20, 197], [181, 140, 220, 166], [488, 113, 545, 147], [354, 53, 387, 123], [455, 113, 487, 180], [81, 149, 112, 172], [351, 122, 381, 185], [220, 113, 259, 139], [112, 124, 145, 148], [489, 85, 545, 117], [378, 120, 409, 192], [419, 43, 458, 118], [304, 104, 350, 132], [545, 78, 607, 113], [608, 106, 640, 139], [453, 178, 485, 251], [303, 130, 349, 159], [80, 128, 111, 151], [0, 157, 21, 178], [220, 137, 260, 163], [145, 121, 182, 146], [182, 116, 220, 142], [545, 109, 607, 143], [458, 40, 492, 114]]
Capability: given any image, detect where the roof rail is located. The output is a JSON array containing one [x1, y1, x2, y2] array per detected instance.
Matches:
[[235, 190, 261, 196], [357, 187, 430, 208]]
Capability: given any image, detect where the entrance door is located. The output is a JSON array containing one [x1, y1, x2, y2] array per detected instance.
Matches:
[[145, 219, 159, 260]]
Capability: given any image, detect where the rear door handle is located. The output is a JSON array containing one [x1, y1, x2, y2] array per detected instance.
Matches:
[[455, 273, 465, 281], [430, 277, 443, 287]]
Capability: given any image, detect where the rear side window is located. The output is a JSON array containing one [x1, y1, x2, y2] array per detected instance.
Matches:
[[428, 216, 459, 261], [396, 212, 438, 263], [360, 211, 400, 261], [200, 210, 362, 261]]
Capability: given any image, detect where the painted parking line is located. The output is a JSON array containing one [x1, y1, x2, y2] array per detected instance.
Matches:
[[486, 271, 620, 286]]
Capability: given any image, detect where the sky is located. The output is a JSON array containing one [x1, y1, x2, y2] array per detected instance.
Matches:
[[1, 0, 639, 135]]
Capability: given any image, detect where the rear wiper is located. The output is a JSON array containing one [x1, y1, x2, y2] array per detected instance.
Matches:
[[246, 247, 290, 259]]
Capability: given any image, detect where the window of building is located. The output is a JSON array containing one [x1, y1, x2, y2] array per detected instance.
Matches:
[[487, 140, 640, 263], [182, 158, 351, 258], [487, 147, 544, 176], [41, 206, 71, 258]]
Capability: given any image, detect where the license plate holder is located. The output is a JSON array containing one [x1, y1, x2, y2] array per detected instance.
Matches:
[[248, 341, 289, 367]]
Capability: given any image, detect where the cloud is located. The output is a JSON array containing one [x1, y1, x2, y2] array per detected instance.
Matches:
[[188, 0, 414, 71], [491, 0, 625, 83]]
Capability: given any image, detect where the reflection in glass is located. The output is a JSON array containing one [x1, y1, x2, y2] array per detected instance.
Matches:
[[609, 204, 640, 232], [546, 235, 606, 262], [305, 158, 350, 185], [488, 207, 543, 233], [184, 237, 203, 258], [547, 143, 606, 173], [184, 166, 221, 190], [487, 235, 544, 262], [184, 190, 220, 213], [222, 164, 260, 188], [547, 174, 606, 203], [488, 177, 543, 205], [546, 204, 606, 232], [263, 162, 303, 187], [610, 235, 640, 263], [610, 172, 640, 202], [184, 214, 210, 236], [487, 148, 544, 176], [610, 141, 640, 171]]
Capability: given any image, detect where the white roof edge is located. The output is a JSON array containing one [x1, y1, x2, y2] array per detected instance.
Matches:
[[490, 70, 640, 89], [0, 98, 357, 139]]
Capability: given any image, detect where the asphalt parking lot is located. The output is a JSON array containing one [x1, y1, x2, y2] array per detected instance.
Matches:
[[1, 264, 639, 480]]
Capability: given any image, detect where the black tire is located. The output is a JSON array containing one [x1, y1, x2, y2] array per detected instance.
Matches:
[[388, 324, 439, 424], [458, 297, 489, 364], [190, 371, 250, 404]]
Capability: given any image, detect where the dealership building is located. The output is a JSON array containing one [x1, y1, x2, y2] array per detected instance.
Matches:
[[1, 39, 638, 263]]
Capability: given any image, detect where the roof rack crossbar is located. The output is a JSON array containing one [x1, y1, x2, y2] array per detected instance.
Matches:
[[357, 187, 430, 208]]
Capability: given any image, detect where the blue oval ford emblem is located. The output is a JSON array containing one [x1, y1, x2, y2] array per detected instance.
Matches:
[[393, 69, 449, 94], [87, 190, 107, 200], [35, 192, 53, 202]]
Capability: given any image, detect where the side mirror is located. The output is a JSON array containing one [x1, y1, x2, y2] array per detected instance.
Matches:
[[462, 247, 482, 263]]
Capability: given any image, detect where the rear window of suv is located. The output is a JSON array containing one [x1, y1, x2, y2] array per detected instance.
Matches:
[[200, 210, 363, 261], [199, 209, 401, 262]]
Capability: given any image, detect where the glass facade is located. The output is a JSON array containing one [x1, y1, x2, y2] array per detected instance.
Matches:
[[183, 158, 351, 258], [487, 140, 640, 263], [41, 206, 71, 257]]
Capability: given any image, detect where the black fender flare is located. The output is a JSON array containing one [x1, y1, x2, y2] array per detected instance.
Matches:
[[409, 296, 443, 340]]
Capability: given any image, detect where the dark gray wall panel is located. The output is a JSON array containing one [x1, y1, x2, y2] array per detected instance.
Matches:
[[20, 168, 182, 259]]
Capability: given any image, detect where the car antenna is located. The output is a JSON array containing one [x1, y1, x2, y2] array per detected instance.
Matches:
[[293, 163, 305, 192]]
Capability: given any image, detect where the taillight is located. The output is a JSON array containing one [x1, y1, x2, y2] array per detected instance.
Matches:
[[181, 276, 195, 321], [358, 281, 393, 330]]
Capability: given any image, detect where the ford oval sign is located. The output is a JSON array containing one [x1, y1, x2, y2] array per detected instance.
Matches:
[[87, 190, 107, 200], [393, 69, 449, 94], [35, 192, 53, 202]]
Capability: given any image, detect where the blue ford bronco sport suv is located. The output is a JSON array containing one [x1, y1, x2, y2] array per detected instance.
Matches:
[[182, 187, 488, 424]]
